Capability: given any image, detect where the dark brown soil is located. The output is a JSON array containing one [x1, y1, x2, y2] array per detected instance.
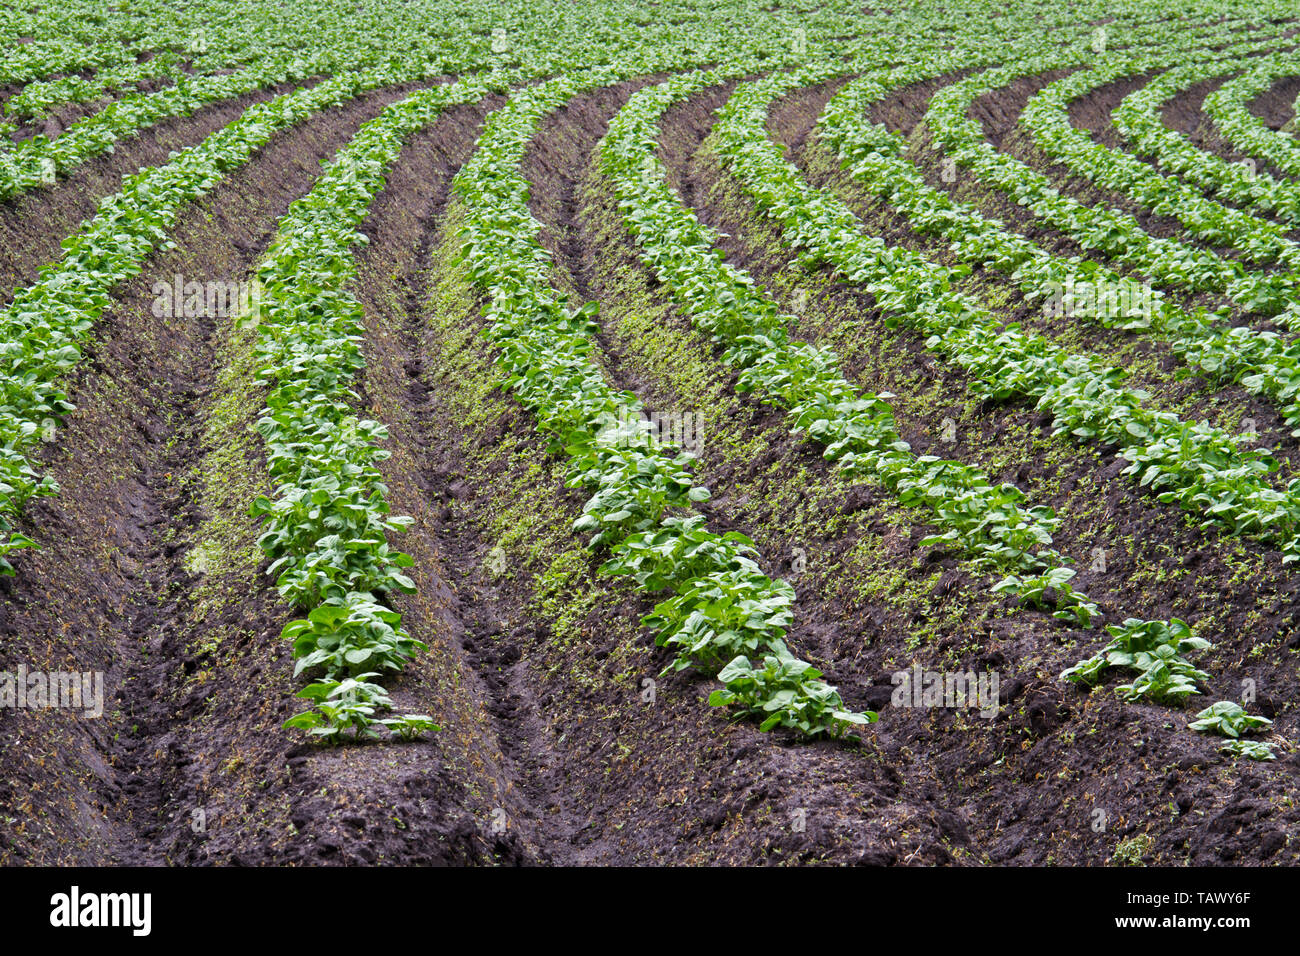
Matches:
[[790, 76, 1300, 478], [971, 69, 1222, 256], [1248, 73, 1300, 129], [867, 71, 1228, 308], [1067, 71, 1155, 150], [5, 59, 1300, 870], [6, 74, 180, 145]]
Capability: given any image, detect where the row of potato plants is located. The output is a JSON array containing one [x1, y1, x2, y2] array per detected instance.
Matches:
[[925, 40, 1298, 315], [1, 59, 333, 199], [0, 0, 289, 123], [451, 53, 873, 737], [252, 75, 509, 742], [1020, 35, 1300, 270], [0, 0, 678, 577], [1203, 50, 1300, 181], [819, 60, 1300, 438], [600, 66, 1106, 631], [706, 65, 1255, 713], [716, 61, 1275, 753], [0, 61, 478, 578], [1113, 55, 1300, 225], [723, 65, 1300, 562]]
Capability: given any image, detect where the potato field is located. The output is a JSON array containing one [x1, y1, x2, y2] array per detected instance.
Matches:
[[0, 0, 1298, 874]]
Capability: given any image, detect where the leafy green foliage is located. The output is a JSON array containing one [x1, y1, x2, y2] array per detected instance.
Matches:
[[1061, 618, 1210, 705], [1188, 701, 1275, 760], [283, 675, 437, 743], [251, 78, 497, 741], [451, 53, 872, 738], [1188, 700, 1272, 738], [602, 65, 1097, 631], [823, 62, 1300, 442], [711, 653, 873, 735]]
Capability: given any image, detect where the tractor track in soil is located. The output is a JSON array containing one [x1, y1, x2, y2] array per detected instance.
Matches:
[[349, 90, 592, 866]]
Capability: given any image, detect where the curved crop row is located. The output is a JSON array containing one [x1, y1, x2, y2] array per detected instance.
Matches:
[[452, 57, 872, 736], [250, 75, 508, 742], [0, 66, 465, 577], [716, 66, 1300, 562], [819, 63, 1300, 436], [1022, 39, 1300, 270], [1203, 50, 1300, 180], [1114, 56, 1300, 223], [926, 45, 1297, 313], [602, 66, 1107, 629]]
